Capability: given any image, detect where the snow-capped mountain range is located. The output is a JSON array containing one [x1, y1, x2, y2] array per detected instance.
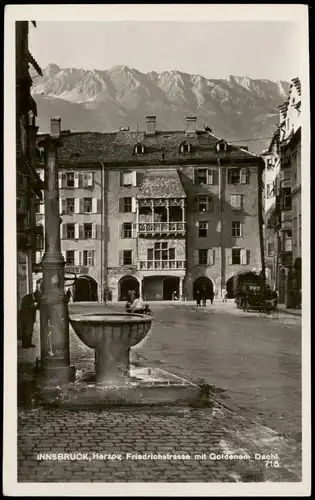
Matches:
[[31, 64, 290, 153]]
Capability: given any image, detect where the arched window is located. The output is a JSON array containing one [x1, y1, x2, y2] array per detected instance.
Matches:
[[134, 143, 145, 155], [216, 140, 227, 152], [179, 141, 192, 154]]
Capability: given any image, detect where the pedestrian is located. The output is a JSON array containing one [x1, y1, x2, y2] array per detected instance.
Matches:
[[201, 287, 207, 307], [132, 293, 145, 314], [129, 289, 136, 303], [222, 288, 227, 302], [172, 290, 178, 301], [209, 290, 214, 305], [66, 288, 72, 302], [19, 289, 41, 348], [196, 289, 201, 307]]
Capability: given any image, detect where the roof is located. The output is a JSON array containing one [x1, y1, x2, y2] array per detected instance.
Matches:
[[137, 169, 186, 199], [37, 128, 262, 166]]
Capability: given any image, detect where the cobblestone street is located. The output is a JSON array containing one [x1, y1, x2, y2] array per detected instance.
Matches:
[[18, 301, 303, 483]]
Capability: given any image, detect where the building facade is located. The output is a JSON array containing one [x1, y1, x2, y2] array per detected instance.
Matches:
[[36, 116, 265, 302], [262, 78, 302, 307], [16, 21, 43, 308]]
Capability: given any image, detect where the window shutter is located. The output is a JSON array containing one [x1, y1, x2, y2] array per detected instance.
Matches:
[[132, 171, 137, 186], [74, 250, 80, 265], [61, 223, 66, 240], [74, 223, 79, 239], [208, 197, 213, 212], [240, 168, 247, 184], [132, 223, 137, 238], [119, 171, 124, 186], [39, 202, 45, 214], [227, 169, 232, 184], [62, 250, 66, 262], [208, 249, 214, 266], [240, 223, 243, 237], [119, 198, 124, 212], [240, 248, 247, 265], [120, 224, 124, 238], [74, 172, 79, 188], [246, 250, 250, 265], [207, 169, 214, 185], [119, 251, 123, 266], [79, 251, 83, 266], [131, 197, 137, 213], [74, 198, 80, 214], [79, 223, 84, 239], [92, 198, 98, 214], [92, 223, 96, 239], [226, 248, 232, 265], [80, 198, 85, 213], [61, 173, 66, 188], [58, 172, 62, 188], [131, 250, 135, 265], [194, 250, 199, 265]]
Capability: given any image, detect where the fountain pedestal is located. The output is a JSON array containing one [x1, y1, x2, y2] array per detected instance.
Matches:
[[69, 313, 152, 384]]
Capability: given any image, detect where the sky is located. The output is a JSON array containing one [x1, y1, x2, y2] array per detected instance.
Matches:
[[29, 21, 302, 82]]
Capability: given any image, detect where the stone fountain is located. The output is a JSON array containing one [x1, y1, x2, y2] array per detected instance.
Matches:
[[34, 307, 207, 408], [69, 312, 152, 384]]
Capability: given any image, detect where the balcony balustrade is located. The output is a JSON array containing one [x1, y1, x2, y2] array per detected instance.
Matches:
[[139, 260, 186, 270], [137, 221, 186, 236]]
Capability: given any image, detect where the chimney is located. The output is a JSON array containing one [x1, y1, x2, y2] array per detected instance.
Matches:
[[50, 117, 61, 138], [185, 116, 197, 135], [145, 115, 156, 135]]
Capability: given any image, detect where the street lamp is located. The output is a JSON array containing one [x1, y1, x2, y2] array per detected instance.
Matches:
[[37, 117, 75, 383]]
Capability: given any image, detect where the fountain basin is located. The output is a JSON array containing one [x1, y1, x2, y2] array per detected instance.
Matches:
[[69, 313, 152, 384]]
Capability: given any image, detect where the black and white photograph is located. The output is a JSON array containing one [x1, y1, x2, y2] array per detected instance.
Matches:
[[4, 4, 310, 496]]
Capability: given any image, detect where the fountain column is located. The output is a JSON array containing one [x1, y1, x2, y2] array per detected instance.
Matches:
[[37, 117, 75, 383]]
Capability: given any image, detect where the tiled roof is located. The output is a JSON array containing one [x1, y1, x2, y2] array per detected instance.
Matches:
[[37, 129, 261, 165], [137, 169, 186, 198]]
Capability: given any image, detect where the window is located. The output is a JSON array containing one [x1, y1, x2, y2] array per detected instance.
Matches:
[[66, 198, 75, 214], [83, 198, 93, 213], [196, 169, 207, 185], [66, 172, 75, 188], [83, 250, 95, 267], [84, 223, 92, 239], [284, 231, 292, 252], [198, 221, 208, 238], [134, 144, 145, 155], [230, 194, 242, 210], [147, 243, 175, 262], [283, 187, 292, 210], [195, 168, 214, 185], [197, 195, 211, 212], [228, 168, 248, 184], [232, 221, 242, 237], [35, 228, 44, 251], [123, 250, 132, 266], [82, 172, 94, 188], [198, 249, 208, 265], [122, 222, 132, 238], [123, 197, 132, 213], [267, 242, 275, 257], [180, 142, 191, 153], [122, 171, 133, 186], [232, 248, 241, 265], [65, 251, 75, 266], [66, 223, 75, 239], [216, 141, 227, 152]]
